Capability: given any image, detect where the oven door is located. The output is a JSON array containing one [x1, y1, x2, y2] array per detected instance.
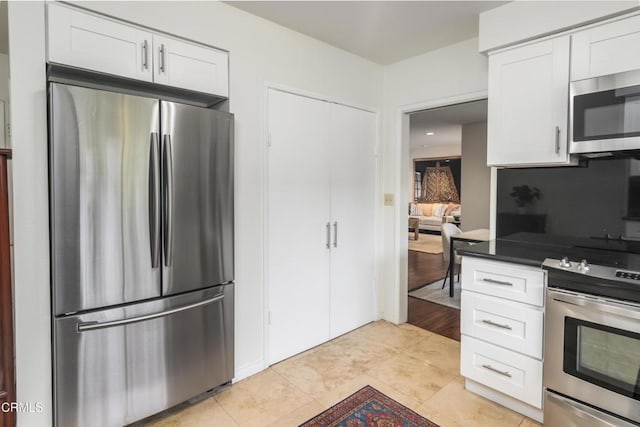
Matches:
[[570, 69, 640, 154], [545, 289, 640, 424]]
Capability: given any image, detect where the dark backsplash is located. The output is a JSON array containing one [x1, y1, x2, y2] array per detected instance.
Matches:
[[497, 157, 640, 242]]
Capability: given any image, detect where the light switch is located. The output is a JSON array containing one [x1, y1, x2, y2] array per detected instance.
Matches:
[[383, 193, 394, 206]]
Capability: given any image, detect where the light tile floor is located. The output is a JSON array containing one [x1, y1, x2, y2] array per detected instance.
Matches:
[[144, 321, 541, 427]]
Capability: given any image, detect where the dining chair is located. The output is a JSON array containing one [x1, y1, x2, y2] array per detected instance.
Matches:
[[441, 223, 462, 289]]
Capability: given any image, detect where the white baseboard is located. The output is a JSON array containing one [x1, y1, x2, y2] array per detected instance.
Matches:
[[465, 379, 544, 423], [232, 360, 267, 383]]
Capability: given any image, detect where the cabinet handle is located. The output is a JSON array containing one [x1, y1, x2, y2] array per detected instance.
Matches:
[[482, 364, 512, 378], [481, 319, 512, 330], [326, 222, 331, 249], [142, 40, 149, 70], [481, 278, 513, 286], [555, 125, 560, 154], [159, 44, 166, 73], [333, 221, 338, 248]]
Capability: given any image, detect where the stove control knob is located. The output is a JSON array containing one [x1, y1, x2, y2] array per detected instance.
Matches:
[[578, 259, 590, 272], [560, 257, 572, 268]]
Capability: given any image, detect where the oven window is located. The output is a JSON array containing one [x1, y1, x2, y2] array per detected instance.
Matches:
[[573, 85, 640, 141], [564, 317, 640, 399]]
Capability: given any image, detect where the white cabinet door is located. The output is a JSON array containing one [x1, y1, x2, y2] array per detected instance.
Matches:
[[572, 15, 640, 81], [328, 104, 376, 338], [267, 89, 331, 364], [487, 36, 571, 166], [153, 35, 228, 97], [47, 3, 152, 82]]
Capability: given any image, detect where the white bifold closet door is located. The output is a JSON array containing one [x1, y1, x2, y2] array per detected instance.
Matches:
[[267, 89, 376, 364], [328, 103, 375, 338]]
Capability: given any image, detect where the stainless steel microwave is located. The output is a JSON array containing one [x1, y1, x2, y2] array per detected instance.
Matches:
[[570, 69, 640, 154]]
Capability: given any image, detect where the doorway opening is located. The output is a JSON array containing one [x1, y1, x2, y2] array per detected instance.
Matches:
[[405, 99, 489, 341]]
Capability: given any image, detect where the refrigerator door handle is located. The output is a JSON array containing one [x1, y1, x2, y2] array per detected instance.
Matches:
[[77, 293, 225, 332], [163, 134, 174, 267], [149, 133, 161, 268]]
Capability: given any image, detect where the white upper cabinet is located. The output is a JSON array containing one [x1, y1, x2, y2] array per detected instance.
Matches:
[[572, 15, 640, 81], [487, 36, 571, 167], [47, 3, 229, 98], [47, 3, 153, 82], [153, 35, 228, 97]]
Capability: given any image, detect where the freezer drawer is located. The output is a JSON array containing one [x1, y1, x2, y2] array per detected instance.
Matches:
[[54, 284, 234, 427]]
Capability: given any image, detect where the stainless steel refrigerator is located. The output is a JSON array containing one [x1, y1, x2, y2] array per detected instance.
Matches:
[[49, 83, 234, 427]]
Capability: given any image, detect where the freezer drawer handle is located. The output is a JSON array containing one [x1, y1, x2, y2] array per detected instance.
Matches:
[[77, 293, 224, 332]]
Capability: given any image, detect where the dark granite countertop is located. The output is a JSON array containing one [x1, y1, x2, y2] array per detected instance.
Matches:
[[457, 232, 640, 269]]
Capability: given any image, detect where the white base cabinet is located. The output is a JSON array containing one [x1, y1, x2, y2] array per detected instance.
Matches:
[[47, 2, 229, 97], [267, 89, 376, 364], [460, 257, 545, 420]]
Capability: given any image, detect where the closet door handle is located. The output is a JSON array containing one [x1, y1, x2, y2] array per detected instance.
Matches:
[[333, 221, 338, 248], [326, 222, 331, 249]]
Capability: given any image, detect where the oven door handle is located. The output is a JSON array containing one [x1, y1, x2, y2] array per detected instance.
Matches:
[[550, 289, 640, 321]]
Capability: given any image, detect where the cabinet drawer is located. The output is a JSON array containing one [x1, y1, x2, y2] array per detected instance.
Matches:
[[461, 291, 543, 359], [461, 335, 542, 408], [47, 3, 153, 82], [461, 257, 545, 306]]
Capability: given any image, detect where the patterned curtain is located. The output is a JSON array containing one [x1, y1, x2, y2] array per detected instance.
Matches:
[[421, 162, 460, 203]]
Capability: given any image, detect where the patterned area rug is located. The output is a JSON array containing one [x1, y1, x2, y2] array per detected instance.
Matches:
[[408, 233, 443, 254], [299, 385, 439, 427]]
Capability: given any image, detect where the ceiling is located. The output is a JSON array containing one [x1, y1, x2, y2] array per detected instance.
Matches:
[[225, 1, 506, 65], [410, 99, 487, 148]]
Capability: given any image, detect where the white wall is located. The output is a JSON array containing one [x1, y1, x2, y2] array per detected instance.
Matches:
[[78, 0, 383, 378], [7, 2, 50, 426], [461, 122, 490, 231], [9, 1, 382, 424], [381, 37, 488, 323], [479, 0, 638, 52]]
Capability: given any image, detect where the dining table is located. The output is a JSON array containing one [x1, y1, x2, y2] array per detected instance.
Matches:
[[447, 228, 490, 297]]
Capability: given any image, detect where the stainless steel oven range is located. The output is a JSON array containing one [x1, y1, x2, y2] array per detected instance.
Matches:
[[543, 257, 640, 427]]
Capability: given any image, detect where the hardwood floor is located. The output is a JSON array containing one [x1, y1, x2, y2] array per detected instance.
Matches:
[[408, 249, 447, 291], [407, 246, 460, 342], [408, 297, 460, 341]]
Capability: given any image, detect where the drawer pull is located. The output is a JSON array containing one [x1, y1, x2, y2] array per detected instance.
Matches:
[[482, 278, 513, 286], [482, 364, 512, 378], [481, 319, 512, 330]]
